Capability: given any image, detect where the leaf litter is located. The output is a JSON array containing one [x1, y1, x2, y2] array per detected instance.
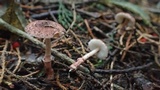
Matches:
[[0, 0, 160, 90]]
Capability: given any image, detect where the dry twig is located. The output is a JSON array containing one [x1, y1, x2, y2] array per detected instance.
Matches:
[[84, 19, 95, 38], [12, 47, 21, 73], [56, 72, 67, 90], [0, 40, 8, 83], [5, 69, 41, 90], [94, 62, 153, 74]]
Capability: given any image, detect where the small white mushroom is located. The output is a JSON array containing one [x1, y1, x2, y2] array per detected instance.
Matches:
[[115, 12, 135, 45], [84, 39, 108, 60], [115, 12, 135, 34], [70, 39, 108, 71], [115, 12, 135, 27], [25, 20, 65, 79]]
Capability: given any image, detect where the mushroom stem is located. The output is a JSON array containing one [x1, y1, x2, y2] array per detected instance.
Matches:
[[69, 48, 99, 71], [122, 19, 129, 28], [117, 19, 129, 34], [44, 38, 54, 80], [45, 38, 51, 60], [118, 19, 129, 45], [82, 48, 99, 60]]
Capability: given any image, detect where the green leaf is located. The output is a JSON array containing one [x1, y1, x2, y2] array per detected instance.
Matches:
[[100, 0, 151, 25], [94, 59, 103, 67], [1, 0, 27, 30], [58, 2, 83, 29]]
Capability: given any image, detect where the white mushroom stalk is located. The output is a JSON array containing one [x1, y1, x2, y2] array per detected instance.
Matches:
[[82, 48, 99, 60], [70, 39, 108, 71]]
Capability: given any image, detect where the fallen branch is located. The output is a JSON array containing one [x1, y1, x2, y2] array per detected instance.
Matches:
[[94, 62, 153, 74]]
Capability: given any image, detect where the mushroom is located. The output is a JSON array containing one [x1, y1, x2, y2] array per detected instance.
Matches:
[[25, 20, 65, 79], [115, 12, 135, 34], [115, 12, 135, 45], [70, 39, 108, 71]]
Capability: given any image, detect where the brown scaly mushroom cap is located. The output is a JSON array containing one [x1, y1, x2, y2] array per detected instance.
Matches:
[[115, 12, 135, 27], [25, 20, 65, 38]]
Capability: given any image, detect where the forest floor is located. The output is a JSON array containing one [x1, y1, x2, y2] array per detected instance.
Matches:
[[0, 0, 160, 90]]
